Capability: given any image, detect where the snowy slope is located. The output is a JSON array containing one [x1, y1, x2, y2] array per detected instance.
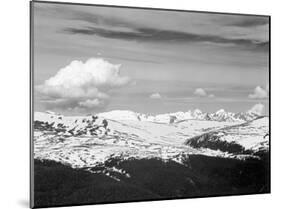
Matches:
[[186, 117, 269, 154], [33, 110, 269, 170]]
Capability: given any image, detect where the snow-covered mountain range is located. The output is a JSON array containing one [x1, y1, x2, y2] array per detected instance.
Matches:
[[97, 109, 261, 123], [33, 109, 269, 179]]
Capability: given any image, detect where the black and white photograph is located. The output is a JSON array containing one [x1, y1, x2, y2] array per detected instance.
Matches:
[[31, 1, 270, 208]]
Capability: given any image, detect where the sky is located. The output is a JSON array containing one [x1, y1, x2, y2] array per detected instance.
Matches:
[[32, 2, 270, 115]]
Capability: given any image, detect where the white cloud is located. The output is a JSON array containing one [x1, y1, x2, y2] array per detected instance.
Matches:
[[194, 88, 215, 98], [43, 58, 130, 89], [248, 86, 268, 99], [150, 93, 162, 99], [194, 88, 207, 97], [248, 103, 265, 115], [78, 99, 102, 108], [37, 85, 109, 100], [37, 58, 131, 110]]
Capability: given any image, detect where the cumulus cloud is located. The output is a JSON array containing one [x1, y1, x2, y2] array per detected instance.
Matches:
[[43, 58, 130, 88], [248, 103, 265, 115], [194, 88, 215, 98], [194, 88, 207, 97], [78, 99, 102, 108], [248, 86, 268, 99], [36, 58, 131, 111], [150, 93, 162, 99]]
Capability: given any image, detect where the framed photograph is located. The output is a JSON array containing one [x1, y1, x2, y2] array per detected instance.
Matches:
[[30, 1, 270, 208]]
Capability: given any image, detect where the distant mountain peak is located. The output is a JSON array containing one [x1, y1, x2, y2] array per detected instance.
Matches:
[[193, 109, 202, 114], [215, 109, 226, 114], [36, 107, 261, 124]]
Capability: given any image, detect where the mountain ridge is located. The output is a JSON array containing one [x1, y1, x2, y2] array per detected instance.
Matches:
[[33, 108, 269, 170], [36, 108, 262, 124]]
